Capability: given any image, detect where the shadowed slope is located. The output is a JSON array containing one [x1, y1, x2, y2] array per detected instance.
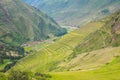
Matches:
[[0, 0, 67, 46], [13, 22, 104, 72]]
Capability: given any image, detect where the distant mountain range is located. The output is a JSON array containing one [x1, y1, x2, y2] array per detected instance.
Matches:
[[23, 0, 120, 26], [0, 0, 67, 47]]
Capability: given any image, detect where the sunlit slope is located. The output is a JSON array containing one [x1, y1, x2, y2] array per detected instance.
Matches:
[[13, 22, 104, 72], [13, 11, 120, 73], [72, 11, 120, 57], [50, 49, 120, 80], [54, 11, 120, 71], [58, 47, 120, 71]]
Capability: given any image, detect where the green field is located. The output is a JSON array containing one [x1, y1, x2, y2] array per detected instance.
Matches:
[[0, 0, 120, 80], [50, 70, 120, 80], [50, 54, 120, 80], [8, 10, 120, 80], [12, 22, 104, 72]]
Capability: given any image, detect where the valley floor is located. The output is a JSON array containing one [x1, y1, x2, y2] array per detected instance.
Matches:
[[49, 55, 120, 80], [50, 69, 120, 80]]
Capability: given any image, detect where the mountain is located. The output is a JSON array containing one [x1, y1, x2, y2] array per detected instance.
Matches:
[[0, 0, 119, 80], [23, 0, 120, 26], [9, 10, 120, 80], [0, 0, 67, 47], [12, 10, 120, 74], [12, 12, 120, 72], [13, 21, 104, 72], [71, 11, 120, 57], [0, 0, 67, 72]]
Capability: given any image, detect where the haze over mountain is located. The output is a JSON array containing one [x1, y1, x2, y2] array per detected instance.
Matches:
[[23, 0, 120, 26], [0, 0, 67, 47]]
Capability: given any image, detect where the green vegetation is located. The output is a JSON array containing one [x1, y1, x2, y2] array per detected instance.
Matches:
[[0, 0, 67, 47], [0, 45, 25, 72], [50, 55, 120, 80], [24, 37, 59, 53], [13, 21, 104, 72], [1, 0, 120, 80], [11, 10, 120, 80], [0, 0, 67, 72], [0, 70, 51, 80], [0, 59, 12, 71], [72, 11, 120, 57]]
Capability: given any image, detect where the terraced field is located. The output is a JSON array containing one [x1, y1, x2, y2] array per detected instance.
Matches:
[[13, 22, 104, 72], [58, 47, 120, 71], [50, 51, 120, 80], [11, 11, 120, 80]]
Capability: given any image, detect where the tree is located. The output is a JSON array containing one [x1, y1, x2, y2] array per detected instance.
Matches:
[[8, 70, 29, 80], [0, 73, 7, 80]]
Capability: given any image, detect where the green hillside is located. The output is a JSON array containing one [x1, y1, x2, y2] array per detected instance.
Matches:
[[72, 11, 120, 57], [0, 0, 67, 73], [11, 10, 120, 80], [0, 0, 67, 47], [58, 11, 120, 71], [13, 21, 104, 72], [50, 50, 120, 80], [0, 0, 119, 79]]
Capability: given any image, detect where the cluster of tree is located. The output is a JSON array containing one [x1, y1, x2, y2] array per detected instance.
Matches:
[[2, 61, 16, 72], [55, 28, 67, 36], [0, 70, 51, 80], [0, 45, 25, 59], [0, 44, 25, 72]]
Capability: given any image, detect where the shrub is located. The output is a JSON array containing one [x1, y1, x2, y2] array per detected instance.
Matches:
[[0, 73, 7, 80], [34, 72, 52, 80], [3, 61, 16, 72], [8, 70, 29, 80]]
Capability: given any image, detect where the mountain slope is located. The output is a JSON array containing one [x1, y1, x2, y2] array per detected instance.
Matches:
[[50, 55, 120, 80], [59, 11, 120, 71], [23, 0, 120, 26], [13, 10, 120, 73], [72, 11, 120, 57], [0, 0, 67, 47], [13, 21, 104, 72]]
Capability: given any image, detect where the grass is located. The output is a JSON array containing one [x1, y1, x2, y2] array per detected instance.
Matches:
[[59, 47, 120, 71], [0, 0, 67, 72], [0, 0, 67, 46], [50, 55, 120, 80], [0, 59, 12, 71], [9, 10, 120, 80], [50, 70, 120, 80], [12, 21, 104, 72], [72, 11, 120, 57]]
